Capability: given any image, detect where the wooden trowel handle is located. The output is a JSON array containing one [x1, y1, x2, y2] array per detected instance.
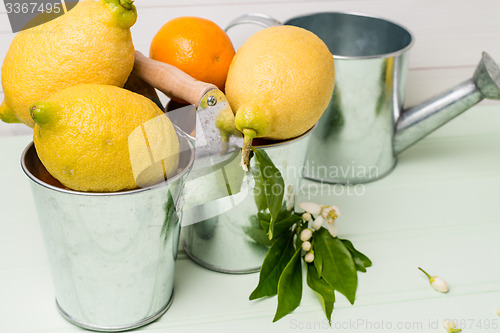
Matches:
[[133, 51, 217, 107]]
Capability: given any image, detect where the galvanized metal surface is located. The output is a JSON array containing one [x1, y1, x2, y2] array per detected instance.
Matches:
[[395, 52, 500, 153], [182, 129, 312, 273], [21, 133, 194, 332], [229, 12, 500, 184]]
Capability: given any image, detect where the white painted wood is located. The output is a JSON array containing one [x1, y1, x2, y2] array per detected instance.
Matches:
[[405, 66, 500, 108], [0, 0, 500, 333], [0, 119, 32, 136], [1, 3, 500, 332], [126, 0, 500, 70], [1, 103, 500, 332]]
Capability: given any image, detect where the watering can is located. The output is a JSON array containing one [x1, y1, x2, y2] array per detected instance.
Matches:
[[227, 12, 500, 183]]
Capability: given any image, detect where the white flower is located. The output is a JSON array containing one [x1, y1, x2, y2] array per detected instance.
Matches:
[[298, 202, 322, 215], [321, 205, 340, 221], [304, 252, 314, 263], [298, 202, 340, 237], [300, 228, 313, 242], [302, 241, 312, 251], [443, 319, 461, 332], [311, 216, 323, 230], [302, 212, 312, 221], [418, 267, 449, 293], [326, 221, 337, 238]]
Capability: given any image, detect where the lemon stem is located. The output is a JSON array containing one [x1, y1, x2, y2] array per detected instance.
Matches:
[[30, 103, 53, 126], [418, 267, 432, 280], [221, 137, 229, 155], [0, 101, 20, 124], [241, 128, 257, 171], [102, 0, 137, 29], [119, 0, 134, 10]]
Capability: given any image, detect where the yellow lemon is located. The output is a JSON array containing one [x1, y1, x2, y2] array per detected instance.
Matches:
[[31, 84, 180, 192], [225, 25, 335, 168], [0, 0, 137, 127], [226, 25, 335, 140]]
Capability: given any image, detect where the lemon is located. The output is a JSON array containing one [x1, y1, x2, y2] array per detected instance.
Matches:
[[225, 25, 335, 168], [0, 0, 137, 127], [31, 84, 180, 192]]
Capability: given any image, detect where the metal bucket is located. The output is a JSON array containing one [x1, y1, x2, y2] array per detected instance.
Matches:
[[21, 133, 194, 332], [182, 128, 312, 274]]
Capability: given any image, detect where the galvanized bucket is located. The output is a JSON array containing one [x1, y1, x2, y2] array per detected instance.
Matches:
[[182, 128, 312, 273], [21, 132, 194, 332]]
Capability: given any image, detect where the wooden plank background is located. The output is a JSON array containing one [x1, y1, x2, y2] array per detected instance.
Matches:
[[0, 0, 499, 136]]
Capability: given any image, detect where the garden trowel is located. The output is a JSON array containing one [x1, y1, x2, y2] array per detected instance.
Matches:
[[131, 51, 245, 222], [133, 51, 241, 157]]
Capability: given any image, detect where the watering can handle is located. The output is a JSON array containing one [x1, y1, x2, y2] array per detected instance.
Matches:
[[225, 13, 282, 32]]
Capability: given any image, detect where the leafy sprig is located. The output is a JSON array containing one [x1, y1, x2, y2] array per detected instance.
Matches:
[[251, 147, 285, 240], [247, 149, 372, 323]]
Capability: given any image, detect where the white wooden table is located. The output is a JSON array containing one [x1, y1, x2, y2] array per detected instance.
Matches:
[[1, 1, 500, 332], [1, 103, 499, 332]]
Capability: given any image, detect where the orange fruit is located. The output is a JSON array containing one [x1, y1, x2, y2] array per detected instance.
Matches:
[[150, 16, 235, 91]]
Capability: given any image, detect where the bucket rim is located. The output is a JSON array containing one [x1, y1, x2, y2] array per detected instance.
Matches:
[[20, 131, 195, 197], [252, 124, 315, 150], [285, 11, 415, 60]]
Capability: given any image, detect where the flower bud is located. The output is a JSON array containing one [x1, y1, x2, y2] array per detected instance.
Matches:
[[300, 228, 313, 242], [304, 252, 314, 263], [443, 319, 461, 332], [497, 306, 500, 316], [302, 241, 312, 252], [430, 276, 449, 293], [285, 186, 295, 211], [302, 212, 312, 221], [418, 267, 449, 293]]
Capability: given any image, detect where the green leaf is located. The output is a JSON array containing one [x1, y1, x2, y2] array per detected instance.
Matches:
[[306, 263, 335, 325], [249, 231, 295, 300], [295, 229, 304, 250], [259, 205, 293, 226], [243, 215, 273, 247], [252, 166, 268, 211], [273, 247, 303, 322], [161, 190, 178, 243], [277, 204, 293, 220], [314, 228, 358, 304], [340, 239, 372, 273], [258, 211, 271, 223], [313, 239, 323, 278], [252, 147, 285, 240], [260, 214, 302, 240]]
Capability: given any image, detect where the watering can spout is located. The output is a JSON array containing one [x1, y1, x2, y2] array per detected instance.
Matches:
[[394, 52, 500, 154]]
